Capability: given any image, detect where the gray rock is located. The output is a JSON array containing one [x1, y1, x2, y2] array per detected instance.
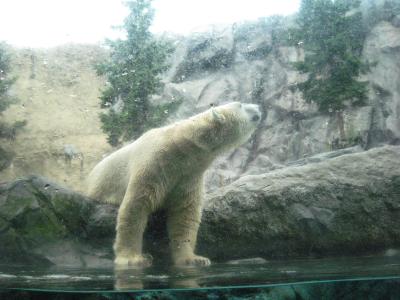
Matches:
[[363, 21, 400, 147], [286, 146, 363, 167], [197, 145, 400, 260], [0, 176, 116, 266], [172, 27, 235, 83], [392, 15, 400, 28], [233, 21, 273, 61]]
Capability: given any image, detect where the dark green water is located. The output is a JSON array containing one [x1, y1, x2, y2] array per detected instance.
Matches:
[[0, 255, 399, 293]]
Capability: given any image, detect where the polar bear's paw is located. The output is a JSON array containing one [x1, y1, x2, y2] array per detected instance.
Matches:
[[114, 254, 153, 268], [175, 255, 211, 267]]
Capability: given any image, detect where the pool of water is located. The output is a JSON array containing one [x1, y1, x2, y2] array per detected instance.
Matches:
[[0, 255, 399, 292]]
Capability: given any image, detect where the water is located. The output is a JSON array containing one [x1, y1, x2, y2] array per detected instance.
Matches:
[[0, 255, 399, 292]]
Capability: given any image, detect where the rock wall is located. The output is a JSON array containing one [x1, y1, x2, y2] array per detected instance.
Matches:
[[158, 14, 400, 191], [0, 45, 111, 191]]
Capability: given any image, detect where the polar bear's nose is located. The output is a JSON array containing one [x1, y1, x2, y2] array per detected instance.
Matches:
[[244, 103, 261, 123]]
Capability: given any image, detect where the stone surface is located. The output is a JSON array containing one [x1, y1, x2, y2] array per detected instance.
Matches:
[[363, 21, 400, 147], [393, 14, 400, 28], [197, 145, 400, 260], [0, 45, 111, 192], [0, 176, 116, 266], [1, 146, 399, 266], [159, 16, 400, 192]]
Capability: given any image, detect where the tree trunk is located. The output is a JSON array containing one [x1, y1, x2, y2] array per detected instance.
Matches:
[[337, 110, 346, 142]]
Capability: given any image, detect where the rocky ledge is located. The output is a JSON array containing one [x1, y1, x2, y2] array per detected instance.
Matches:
[[0, 145, 399, 267]]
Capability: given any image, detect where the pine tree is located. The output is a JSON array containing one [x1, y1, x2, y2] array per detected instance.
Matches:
[[290, 0, 369, 141], [97, 0, 174, 146]]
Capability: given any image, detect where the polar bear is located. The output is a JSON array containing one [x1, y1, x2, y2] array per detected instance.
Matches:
[[87, 102, 261, 267]]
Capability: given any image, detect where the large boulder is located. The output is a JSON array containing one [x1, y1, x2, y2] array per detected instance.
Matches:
[[198, 145, 400, 260], [0, 176, 116, 267], [0, 146, 399, 266]]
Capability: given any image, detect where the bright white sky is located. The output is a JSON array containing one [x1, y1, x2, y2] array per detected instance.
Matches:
[[0, 0, 300, 48]]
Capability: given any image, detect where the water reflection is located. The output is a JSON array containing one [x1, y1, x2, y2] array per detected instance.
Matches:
[[0, 255, 399, 291], [114, 265, 205, 290]]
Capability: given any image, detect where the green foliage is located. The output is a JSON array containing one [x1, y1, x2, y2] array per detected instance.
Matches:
[[0, 43, 16, 113], [97, 0, 175, 146], [0, 42, 26, 170], [0, 43, 25, 137], [290, 0, 369, 113], [364, 0, 400, 29]]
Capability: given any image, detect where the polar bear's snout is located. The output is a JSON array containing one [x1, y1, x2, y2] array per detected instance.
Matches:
[[243, 103, 262, 124]]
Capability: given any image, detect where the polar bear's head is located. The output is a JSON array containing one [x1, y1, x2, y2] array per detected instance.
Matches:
[[191, 102, 262, 153]]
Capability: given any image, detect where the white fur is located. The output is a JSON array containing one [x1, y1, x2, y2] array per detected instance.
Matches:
[[87, 102, 261, 267]]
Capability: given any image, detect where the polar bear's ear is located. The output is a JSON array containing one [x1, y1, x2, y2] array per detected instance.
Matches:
[[212, 108, 226, 123]]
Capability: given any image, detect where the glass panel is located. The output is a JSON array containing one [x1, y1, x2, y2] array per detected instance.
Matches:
[[0, 0, 399, 296]]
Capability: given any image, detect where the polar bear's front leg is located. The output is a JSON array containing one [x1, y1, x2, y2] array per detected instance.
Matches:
[[114, 190, 153, 268], [167, 183, 211, 267]]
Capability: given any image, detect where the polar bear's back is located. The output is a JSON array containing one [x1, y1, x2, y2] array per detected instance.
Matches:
[[87, 142, 137, 205], [87, 149, 127, 204], [86, 129, 165, 205]]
